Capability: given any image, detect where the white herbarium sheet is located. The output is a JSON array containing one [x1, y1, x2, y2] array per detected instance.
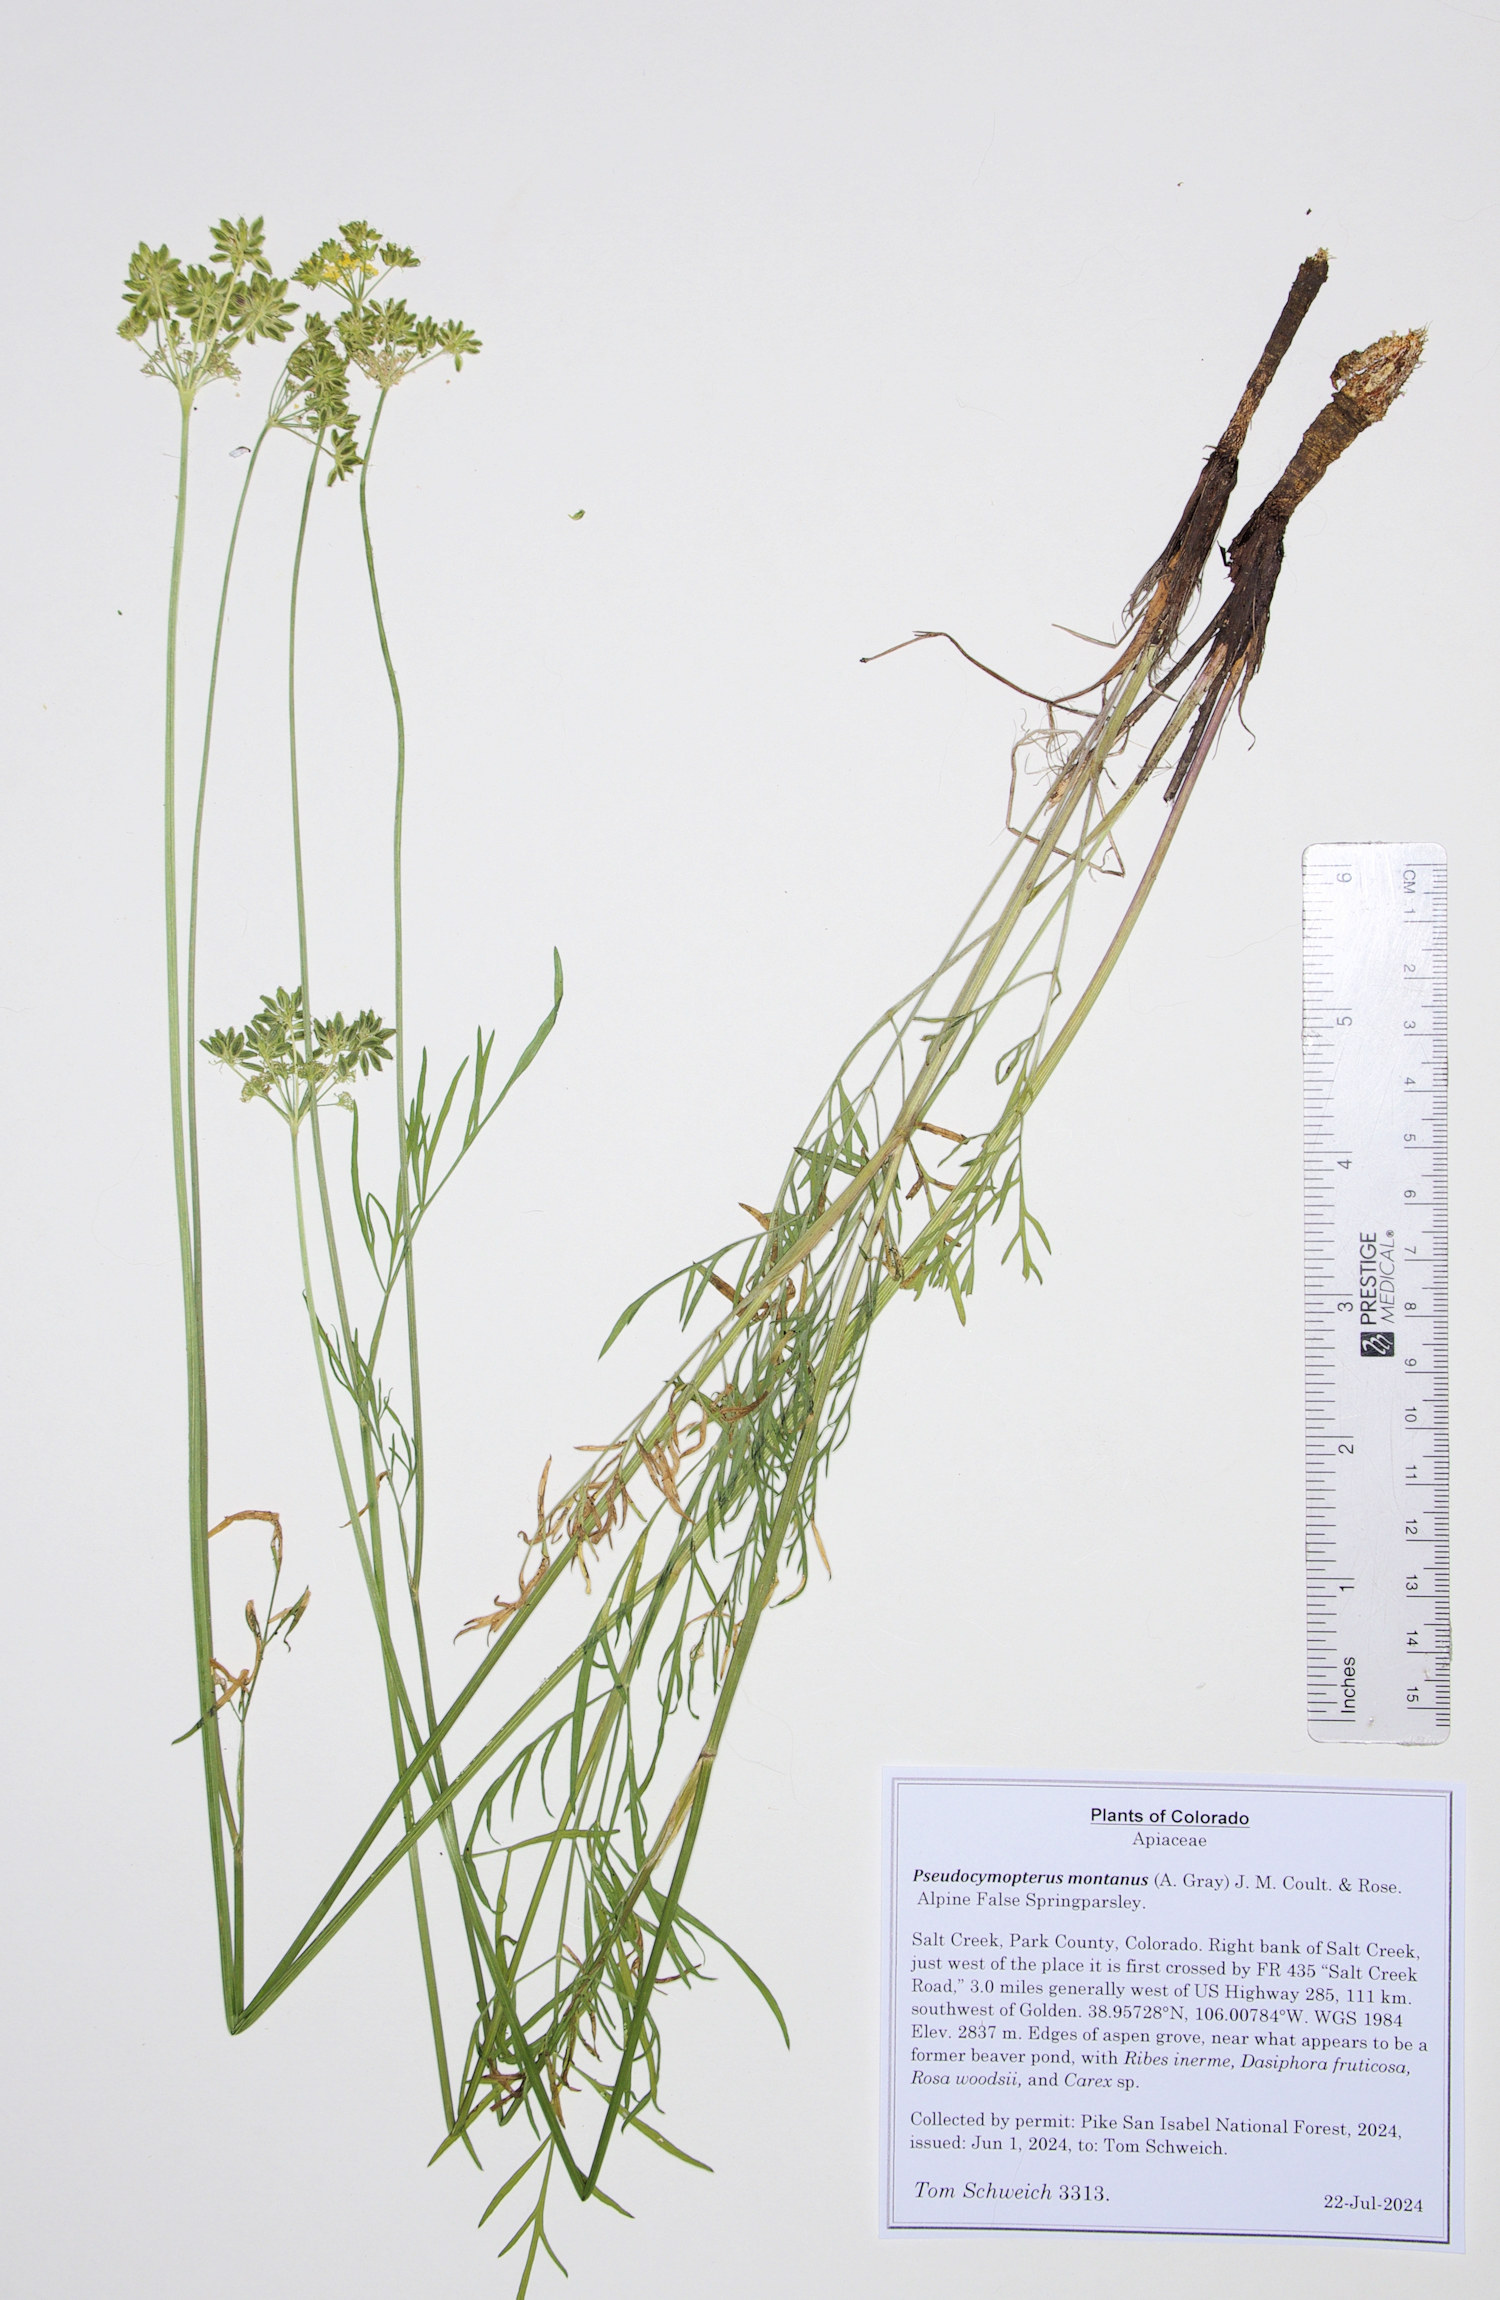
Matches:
[[8, 7, 1497, 2296], [882, 1772, 1462, 2246]]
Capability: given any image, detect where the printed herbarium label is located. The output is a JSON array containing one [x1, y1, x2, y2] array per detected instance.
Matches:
[[881, 1772, 1461, 2245]]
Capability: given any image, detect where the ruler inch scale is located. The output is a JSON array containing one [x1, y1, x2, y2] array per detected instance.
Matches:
[[1303, 843, 1449, 1745]]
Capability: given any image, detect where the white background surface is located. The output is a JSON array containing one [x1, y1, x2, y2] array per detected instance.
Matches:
[[2, 4, 1496, 2296]]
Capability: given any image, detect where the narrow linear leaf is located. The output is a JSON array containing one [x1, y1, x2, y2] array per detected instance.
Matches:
[[476, 2139, 549, 2227]]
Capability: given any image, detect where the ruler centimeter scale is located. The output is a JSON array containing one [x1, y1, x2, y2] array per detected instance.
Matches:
[[1303, 844, 1449, 1743]]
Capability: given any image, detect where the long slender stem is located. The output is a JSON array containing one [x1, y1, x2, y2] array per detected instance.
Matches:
[[281, 440, 427, 1727], [183, 429, 277, 2033], [282, 422, 464, 2123], [357, 386, 498, 2049], [185, 422, 273, 1322], [163, 392, 237, 2018], [357, 394, 429, 1571]]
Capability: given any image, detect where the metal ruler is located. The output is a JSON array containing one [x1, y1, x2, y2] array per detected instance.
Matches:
[[1303, 844, 1449, 1743]]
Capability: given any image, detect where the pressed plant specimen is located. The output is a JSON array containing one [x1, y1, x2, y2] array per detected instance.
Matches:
[[129, 231, 1421, 2288]]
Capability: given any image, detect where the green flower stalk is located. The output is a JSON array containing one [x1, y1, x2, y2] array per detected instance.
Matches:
[[123, 215, 303, 2015]]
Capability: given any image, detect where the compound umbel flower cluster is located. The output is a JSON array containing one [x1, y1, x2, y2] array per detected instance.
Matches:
[[203, 986, 394, 1127]]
